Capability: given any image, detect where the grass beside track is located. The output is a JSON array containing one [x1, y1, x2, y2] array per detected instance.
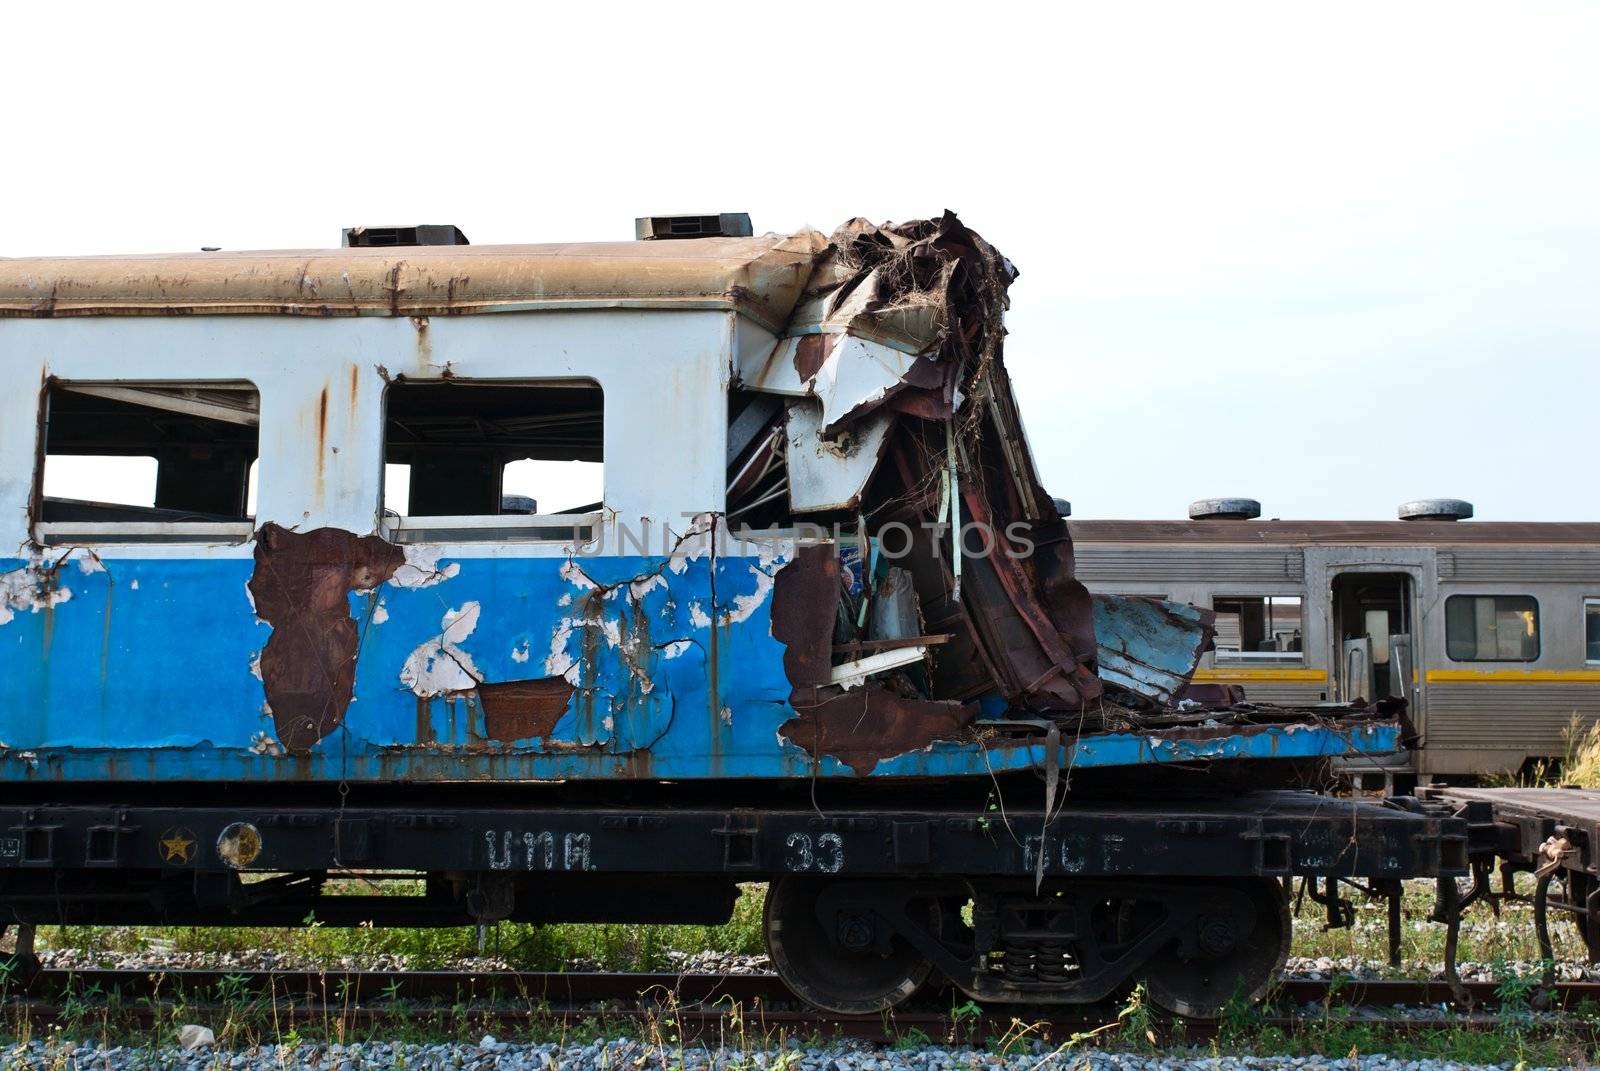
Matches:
[[0, 977, 1597, 1069], [26, 882, 769, 973]]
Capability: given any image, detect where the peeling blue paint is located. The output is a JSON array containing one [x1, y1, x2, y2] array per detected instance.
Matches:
[[0, 550, 1401, 782]]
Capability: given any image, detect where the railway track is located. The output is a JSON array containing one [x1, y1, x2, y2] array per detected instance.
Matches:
[[5, 968, 1598, 1042]]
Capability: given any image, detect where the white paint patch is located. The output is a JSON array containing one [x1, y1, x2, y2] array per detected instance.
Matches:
[[130, 578, 139, 590], [629, 573, 667, 600], [390, 545, 461, 589], [248, 732, 283, 756], [720, 538, 795, 627], [511, 639, 531, 663], [74, 552, 106, 575], [545, 619, 579, 681], [689, 602, 711, 629], [372, 602, 389, 624], [558, 592, 573, 607], [667, 513, 717, 574], [559, 559, 598, 589], [249, 653, 263, 681], [400, 601, 484, 697], [661, 639, 693, 659], [724, 580, 771, 627], [0, 560, 72, 628]]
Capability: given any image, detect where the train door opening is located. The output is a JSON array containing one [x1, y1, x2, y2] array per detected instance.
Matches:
[[1331, 572, 1414, 704]]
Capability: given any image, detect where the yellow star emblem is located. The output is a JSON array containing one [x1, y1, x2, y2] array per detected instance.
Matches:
[[159, 829, 196, 865]]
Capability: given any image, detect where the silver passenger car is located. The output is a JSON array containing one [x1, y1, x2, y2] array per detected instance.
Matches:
[[1070, 500, 1600, 782]]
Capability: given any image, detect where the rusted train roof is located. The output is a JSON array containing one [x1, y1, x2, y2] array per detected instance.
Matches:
[[0, 233, 828, 331], [1068, 519, 1600, 546]]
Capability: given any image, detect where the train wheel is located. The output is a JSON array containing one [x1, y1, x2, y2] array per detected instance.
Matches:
[[764, 877, 934, 1015], [1138, 879, 1290, 1019]]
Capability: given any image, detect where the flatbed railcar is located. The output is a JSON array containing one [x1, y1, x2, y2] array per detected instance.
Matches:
[[1070, 506, 1600, 786], [0, 214, 1469, 1017]]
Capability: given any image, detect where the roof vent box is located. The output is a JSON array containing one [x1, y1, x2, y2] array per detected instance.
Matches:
[[635, 213, 753, 241], [1189, 498, 1261, 520], [343, 225, 470, 248], [1399, 499, 1474, 522]]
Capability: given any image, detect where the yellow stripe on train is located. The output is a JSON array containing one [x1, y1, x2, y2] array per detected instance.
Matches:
[[1423, 669, 1600, 683], [1191, 668, 1328, 683]]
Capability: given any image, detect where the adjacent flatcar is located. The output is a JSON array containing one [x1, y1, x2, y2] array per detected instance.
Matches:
[[1071, 498, 1600, 786]]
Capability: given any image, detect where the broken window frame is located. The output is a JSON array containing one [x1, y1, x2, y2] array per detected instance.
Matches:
[[379, 378, 605, 546], [33, 380, 261, 546], [1211, 594, 1305, 664]]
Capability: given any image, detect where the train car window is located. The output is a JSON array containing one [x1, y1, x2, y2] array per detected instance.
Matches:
[[1585, 599, 1600, 664], [1213, 596, 1303, 663], [34, 382, 259, 544], [383, 380, 603, 542], [1445, 595, 1539, 662]]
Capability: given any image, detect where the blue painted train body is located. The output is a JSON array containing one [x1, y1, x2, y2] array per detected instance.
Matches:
[[0, 547, 1397, 781], [0, 216, 1404, 785]]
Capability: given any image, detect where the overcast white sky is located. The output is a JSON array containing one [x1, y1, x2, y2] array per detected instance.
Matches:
[[7, 2, 1598, 520]]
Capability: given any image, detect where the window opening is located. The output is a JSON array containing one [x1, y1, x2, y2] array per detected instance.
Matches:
[[37, 382, 259, 535], [1586, 599, 1600, 664], [1212, 595, 1303, 663], [383, 380, 602, 538]]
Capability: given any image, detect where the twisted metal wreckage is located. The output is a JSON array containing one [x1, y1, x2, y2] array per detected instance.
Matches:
[[0, 213, 1403, 781], [716, 213, 1400, 778]]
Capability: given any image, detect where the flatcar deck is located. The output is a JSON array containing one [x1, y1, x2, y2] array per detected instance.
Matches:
[[1421, 785, 1600, 964]]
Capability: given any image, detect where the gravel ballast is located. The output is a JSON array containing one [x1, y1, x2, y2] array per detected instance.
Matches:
[[0, 1038, 1574, 1071]]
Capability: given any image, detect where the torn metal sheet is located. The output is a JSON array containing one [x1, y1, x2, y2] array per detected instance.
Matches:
[[1091, 595, 1216, 706], [741, 334, 931, 438], [783, 401, 893, 513], [807, 335, 927, 437]]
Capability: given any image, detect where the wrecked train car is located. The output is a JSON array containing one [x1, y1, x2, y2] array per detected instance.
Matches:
[[0, 214, 1397, 783], [0, 216, 1466, 1019]]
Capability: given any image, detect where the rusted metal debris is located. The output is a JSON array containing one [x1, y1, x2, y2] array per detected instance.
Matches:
[[739, 212, 1408, 773], [750, 215, 1115, 763]]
